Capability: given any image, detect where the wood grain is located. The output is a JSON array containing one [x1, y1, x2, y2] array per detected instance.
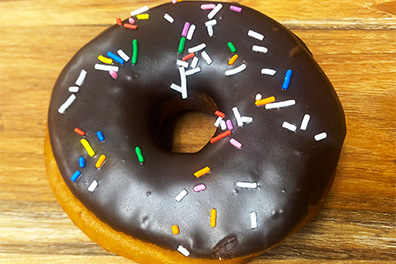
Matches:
[[0, 0, 395, 263]]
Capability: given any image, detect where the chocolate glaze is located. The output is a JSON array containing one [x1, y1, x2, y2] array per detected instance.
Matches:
[[48, 1, 346, 259]]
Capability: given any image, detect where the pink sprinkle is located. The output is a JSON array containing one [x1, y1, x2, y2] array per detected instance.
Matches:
[[181, 22, 190, 37], [129, 17, 135, 24], [230, 138, 242, 149], [230, 5, 242, 13], [172, 0, 177, 3], [226, 119, 234, 131], [201, 4, 216, 10], [109, 70, 118, 79], [193, 184, 206, 192]]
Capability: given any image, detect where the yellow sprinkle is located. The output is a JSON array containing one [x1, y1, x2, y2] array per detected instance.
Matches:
[[137, 14, 149, 20], [95, 154, 107, 168], [98, 55, 113, 64], [171, 225, 180, 235], [194, 166, 211, 178], [255, 96, 276, 106], [228, 54, 239, 65], [210, 208, 217, 228], [80, 139, 95, 157]]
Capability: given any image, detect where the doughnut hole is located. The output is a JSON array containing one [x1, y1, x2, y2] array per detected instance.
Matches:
[[154, 92, 218, 153]]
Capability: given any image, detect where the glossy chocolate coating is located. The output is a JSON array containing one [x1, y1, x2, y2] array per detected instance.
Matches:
[[48, 1, 346, 259]]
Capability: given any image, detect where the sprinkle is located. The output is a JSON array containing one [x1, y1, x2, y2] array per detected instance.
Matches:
[[129, 17, 135, 24], [188, 43, 206, 53], [252, 45, 268, 54], [228, 54, 239, 65], [79, 157, 85, 168], [130, 6, 149, 17], [96, 131, 105, 142], [109, 70, 118, 79], [95, 154, 107, 168], [201, 4, 216, 10], [71, 171, 82, 182], [164, 13, 174, 23], [186, 24, 196, 40], [227, 42, 237, 53], [220, 120, 227, 130], [136, 14, 149, 20], [210, 130, 231, 143], [225, 64, 247, 76], [181, 22, 191, 37], [205, 19, 217, 27], [215, 111, 225, 118], [175, 189, 188, 202], [135, 146, 144, 163], [226, 119, 234, 130], [98, 55, 113, 64], [68, 86, 79, 93], [314, 132, 327, 141], [194, 166, 211, 178], [171, 225, 180, 235], [176, 59, 189, 68], [261, 68, 276, 76], [201, 51, 212, 65], [88, 180, 98, 192], [80, 139, 95, 157], [282, 69, 293, 90], [230, 5, 242, 13], [255, 96, 275, 106], [185, 67, 201, 76], [250, 212, 258, 229], [206, 25, 214, 37], [210, 208, 217, 228], [132, 39, 138, 65], [282, 121, 297, 132], [117, 49, 130, 62], [191, 57, 199, 68], [58, 94, 76, 114], [75, 69, 87, 86], [214, 116, 222, 127], [74, 127, 86, 136], [182, 53, 195, 61], [255, 94, 262, 101], [241, 116, 253, 124], [232, 107, 243, 127], [94, 64, 119, 72], [265, 99, 296, 109], [123, 24, 138, 30], [193, 184, 206, 192], [178, 67, 187, 99], [230, 138, 242, 148], [236, 182, 258, 189], [107, 51, 124, 65], [177, 245, 190, 257], [116, 18, 122, 26], [207, 3, 223, 19], [172, 0, 177, 3], [248, 30, 264, 41], [300, 114, 311, 130], [170, 83, 182, 93], [178, 37, 186, 53]]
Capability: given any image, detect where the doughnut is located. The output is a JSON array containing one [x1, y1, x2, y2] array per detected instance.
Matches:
[[45, 1, 346, 263]]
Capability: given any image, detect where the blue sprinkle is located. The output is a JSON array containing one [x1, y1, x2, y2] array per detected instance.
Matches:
[[97, 131, 105, 142], [79, 156, 86, 168], [71, 171, 82, 182], [282, 69, 292, 90], [107, 51, 124, 65]]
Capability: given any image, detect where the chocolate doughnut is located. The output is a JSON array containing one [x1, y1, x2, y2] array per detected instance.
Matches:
[[46, 1, 346, 263]]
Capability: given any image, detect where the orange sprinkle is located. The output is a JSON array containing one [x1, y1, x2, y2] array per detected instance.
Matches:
[[210, 208, 217, 228], [171, 225, 180, 235], [95, 154, 107, 168], [210, 130, 231, 144], [228, 54, 239, 65], [194, 166, 211, 178], [182, 52, 195, 61], [215, 110, 225, 118], [116, 18, 122, 26], [255, 96, 276, 106], [74, 127, 86, 136], [124, 24, 138, 30]]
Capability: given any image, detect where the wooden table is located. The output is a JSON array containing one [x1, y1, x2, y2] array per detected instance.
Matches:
[[1, 0, 395, 263]]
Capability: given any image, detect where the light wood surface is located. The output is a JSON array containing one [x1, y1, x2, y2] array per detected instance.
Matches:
[[0, 0, 395, 263]]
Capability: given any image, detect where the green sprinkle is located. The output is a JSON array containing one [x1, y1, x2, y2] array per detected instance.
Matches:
[[132, 39, 138, 65], [178, 37, 186, 54], [135, 146, 144, 163], [227, 42, 237, 53]]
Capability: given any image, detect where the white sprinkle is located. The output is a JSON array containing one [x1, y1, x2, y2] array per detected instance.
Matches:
[[255, 94, 262, 100], [176, 60, 189, 68], [177, 245, 190, 257], [58, 94, 76, 114], [300, 114, 311, 130], [175, 189, 188, 202], [75, 69, 87, 86], [205, 19, 217, 27], [117, 49, 130, 62], [185, 67, 201, 76], [186, 24, 196, 40], [130, 6, 149, 17], [88, 180, 98, 192], [207, 3, 223, 19], [225, 64, 247, 76], [282, 121, 297, 132], [261, 68, 277, 76], [207, 25, 214, 37], [265, 100, 296, 109], [250, 212, 258, 229], [188, 43, 206, 53], [214, 116, 222, 127], [191, 57, 199, 68], [252, 45, 268, 54], [220, 120, 227, 130], [201, 51, 212, 65], [236, 181, 258, 189], [248, 30, 264, 41], [164, 13, 174, 23], [241, 116, 253, 124], [179, 67, 187, 99], [68, 86, 79, 93], [94, 64, 119, 72], [314, 132, 327, 141], [170, 83, 182, 93], [232, 107, 243, 127]]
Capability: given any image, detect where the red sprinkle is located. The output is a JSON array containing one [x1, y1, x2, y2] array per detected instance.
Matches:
[[124, 24, 138, 30], [74, 127, 86, 136], [116, 18, 122, 26], [215, 111, 226, 118], [182, 53, 195, 61], [210, 130, 231, 143]]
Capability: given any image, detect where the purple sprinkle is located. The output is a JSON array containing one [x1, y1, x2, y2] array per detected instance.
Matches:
[[201, 4, 216, 10], [230, 138, 242, 149], [181, 22, 191, 37], [226, 119, 234, 131], [230, 5, 242, 13], [193, 184, 206, 192]]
